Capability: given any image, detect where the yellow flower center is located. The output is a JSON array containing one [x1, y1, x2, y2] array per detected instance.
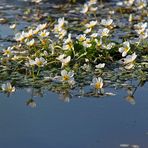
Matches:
[[97, 41, 101, 47], [37, 61, 43, 66], [79, 36, 85, 42], [124, 47, 129, 52], [8, 87, 13, 92], [41, 32, 46, 37], [95, 82, 102, 89], [5, 50, 11, 55], [34, 30, 39, 34], [102, 32, 107, 36], [140, 31, 145, 35], [27, 34, 33, 38], [63, 75, 70, 81], [68, 42, 73, 49]]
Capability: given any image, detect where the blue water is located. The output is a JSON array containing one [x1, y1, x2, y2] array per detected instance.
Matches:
[[0, 83, 148, 148]]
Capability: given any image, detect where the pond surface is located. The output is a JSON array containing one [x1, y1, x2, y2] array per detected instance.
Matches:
[[0, 0, 148, 148], [0, 83, 148, 148]]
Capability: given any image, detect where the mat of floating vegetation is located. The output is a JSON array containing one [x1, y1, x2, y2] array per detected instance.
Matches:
[[0, 0, 147, 98]]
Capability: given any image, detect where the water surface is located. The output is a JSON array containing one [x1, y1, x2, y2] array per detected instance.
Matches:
[[0, 83, 148, 148]]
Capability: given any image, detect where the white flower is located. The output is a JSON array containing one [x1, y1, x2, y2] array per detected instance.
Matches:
[[1, 82, 15, 93], [39, 30, 50, 38], [33, 28, 40, 34], [139, 29, 148, 39], [95, 63, 105, 69], [76, 34, 86, 42], [85, 20, 97, 28], [88, 0, 97, 5], [34, 57, 47, 67], [49, 42, 55, 55], [109, 10, 115, 14], [60, 70, 74, 83], [135, 29, 144, 35], [134, 22, 147, 39], [63, 34, 73, 45], [119, 41, 130, 57], [85, 58, 89, 62], [129, 14, 133, 22], [134, 22, 147, 30], [60, 29, 67, 39], [55, 28, 67, 39], [122, 53, 137, 69], [3, 47, 13, 57], [124, 63, 135, 69], [25, 29, 34, 38], [124, 0, 135, 6], [58, 17, 68, 28], [89, 6, 98, 12], [31, 0, 42, 3], [56, 54, 65, 61], [26, 39, 35, 47], [61, 56, 71, 68], [63, 34, 74, 50], [54, 18, 67, 33], [100, 19, 113, 27], [134, 22, 147, 33], [90, 33, 98, 38], [81, 63, 91, 71], [135, 0, 147, 9], [10, 24, 16, 29], [90, 77, 103, 89], [68, 79, 76, 86], [14, 31, 26, 42], [82, 38, 92, 48], [116, 2, 123, 6], [54, 17, 68, 39], [36, 23, 47, 31], [53, 24, 60, 33], [84, 28, 92, 34], [102, 42, 115, 50], [81, 3, 97, 14], [81, 4, 89, 14], [56, 54, 71, 68], [11, 55, 21, 61], [95, 38, 102, 47], [26, 59, 36, 67], [123, 53, 137, 64], [98, 28, 110, 37], [63, 44, 73, 51]]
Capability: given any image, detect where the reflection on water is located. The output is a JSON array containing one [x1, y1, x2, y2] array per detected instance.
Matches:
[[0, 83, 148, 148]]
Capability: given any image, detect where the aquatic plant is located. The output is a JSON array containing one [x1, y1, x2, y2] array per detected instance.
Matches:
[[0, 0, 147, 101]]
